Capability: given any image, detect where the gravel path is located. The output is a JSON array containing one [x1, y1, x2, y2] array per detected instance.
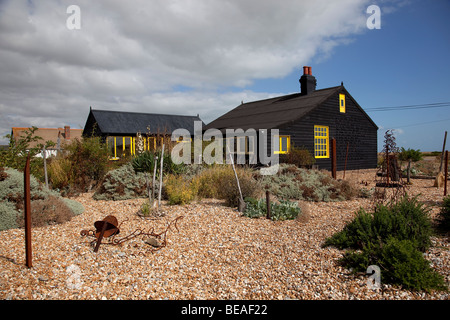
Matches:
[[0, 169, 448, 300]]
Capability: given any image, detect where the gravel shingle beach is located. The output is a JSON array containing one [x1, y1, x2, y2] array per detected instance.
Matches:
[[0, 169, 448, 300]]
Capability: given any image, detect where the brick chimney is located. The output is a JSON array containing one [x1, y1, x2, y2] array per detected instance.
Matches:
[[64, 126, 70, 140], [299, 66, 316, 95]]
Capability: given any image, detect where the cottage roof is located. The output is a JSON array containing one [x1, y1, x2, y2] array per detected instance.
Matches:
[[84, 109, 204, 136], [205, 86, 377, 131]]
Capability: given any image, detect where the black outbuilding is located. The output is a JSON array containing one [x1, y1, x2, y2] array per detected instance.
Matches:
[[83, 108, 203, 159]]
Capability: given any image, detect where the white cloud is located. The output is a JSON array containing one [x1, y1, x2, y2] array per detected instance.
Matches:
[[0, 0, 381, 144]]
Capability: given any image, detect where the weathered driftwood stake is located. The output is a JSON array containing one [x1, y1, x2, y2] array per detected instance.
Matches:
[[158, 144, 165, 207], [226, 145, 244, 211], [42, 146, 48, 189], [153, 155, 158, 202], [439, 131, 447, 173], [24, 155, 32, 268]]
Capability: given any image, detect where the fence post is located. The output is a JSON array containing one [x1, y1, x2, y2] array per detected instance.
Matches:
[[24, 155, 32, 268], [444, 150, 448, 197], [331, 138, 337, 179], [266, 190, 271, 220]]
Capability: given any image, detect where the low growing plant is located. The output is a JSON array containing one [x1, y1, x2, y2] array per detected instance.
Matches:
[[243, 197, 302, 221], [258, 164, 358, 202], [341, 238, 447, 291], [323, 195, 447, 292], [323, 195, 433, 251], [0, 167, 84, 231], [93, 163, 148, 201], [164, 174, 197, 205]]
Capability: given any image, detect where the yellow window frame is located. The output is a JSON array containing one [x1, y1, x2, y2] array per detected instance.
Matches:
[[275, 135, 290, 154], [314, 126, 329, 158], [339, 93, 346, 113], [107, 136, 119, 160]]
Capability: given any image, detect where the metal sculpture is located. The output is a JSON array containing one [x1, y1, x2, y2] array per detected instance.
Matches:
[[81, 215, 183, 254]]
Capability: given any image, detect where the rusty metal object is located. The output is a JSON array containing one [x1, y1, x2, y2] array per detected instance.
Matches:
[[373, 130, 407, 209], [81, 215, 183, 254], [94, 215, 120, 239]]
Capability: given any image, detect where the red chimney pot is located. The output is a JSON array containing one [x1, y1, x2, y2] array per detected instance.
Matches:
[[64, 126, 70, 140], [303, 66, 309, 75]]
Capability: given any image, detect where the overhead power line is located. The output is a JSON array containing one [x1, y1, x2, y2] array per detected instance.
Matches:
[[365, 101, 450, 112], [394, 117, 450, 129]]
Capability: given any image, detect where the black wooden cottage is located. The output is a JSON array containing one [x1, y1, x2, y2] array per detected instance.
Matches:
[[83, 108, 204, 160], [205, 66, 378, 170]]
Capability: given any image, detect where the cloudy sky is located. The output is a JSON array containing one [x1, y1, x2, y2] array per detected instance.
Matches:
[[0, 0, 449, 151]]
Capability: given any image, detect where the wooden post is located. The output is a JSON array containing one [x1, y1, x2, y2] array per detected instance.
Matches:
[[266, 190, 271, 220], [386, 144, 390, 185], [331, 138, 337, 179], [42, 146, 48, 189], [439, 131, 447, 173], [444, 150, 448, 196], [24, 155, 32, 268], [227, 145, 244, 205], [158, 144, 165, 207]]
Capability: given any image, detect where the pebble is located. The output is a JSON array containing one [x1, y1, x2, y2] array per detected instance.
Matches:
[[0, 169, 448, 300]]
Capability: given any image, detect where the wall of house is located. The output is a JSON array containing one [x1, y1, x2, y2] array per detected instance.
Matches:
[[278, 89, 378, 171]]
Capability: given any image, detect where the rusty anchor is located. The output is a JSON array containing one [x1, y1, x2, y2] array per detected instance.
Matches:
[[80, 215, 183, 254]]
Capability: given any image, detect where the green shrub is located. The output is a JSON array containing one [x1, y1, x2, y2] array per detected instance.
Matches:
[[0, 127, 54, 181], [243, 197, 302, 221], [323, 195, 433, 251], [63, 136, 109, 191], [281, 145, 315, 168], [258, 164, 357, 202], [0, 201, 18, 231], [93, 163, 148, 201], [341, 238, 447, 292], [437, 195, 450, 232], [0, 167, 84, 231], [324, 195, 447, 292]]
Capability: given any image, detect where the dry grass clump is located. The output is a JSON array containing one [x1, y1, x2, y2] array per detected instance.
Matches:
[[164, 165, 261, 206]]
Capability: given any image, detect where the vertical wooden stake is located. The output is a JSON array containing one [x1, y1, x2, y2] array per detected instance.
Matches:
[[331, 138, 337, 179], [42, 146, 48, 189], [266, 190, 271, 220], [158, 144, 165, 207], [24, 155, 32, 268], [444, 150, 448, 197], [439, 131, 447, 173]]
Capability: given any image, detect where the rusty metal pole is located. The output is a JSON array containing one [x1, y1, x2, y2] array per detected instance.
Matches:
[[444, 150, 448, 196], [266, 190, 271, 220], [24, 155, 32, 268], [331, 138, 337, 179]]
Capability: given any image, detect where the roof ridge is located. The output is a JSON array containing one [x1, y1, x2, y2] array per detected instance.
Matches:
[[91, 108, 200, 118]]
